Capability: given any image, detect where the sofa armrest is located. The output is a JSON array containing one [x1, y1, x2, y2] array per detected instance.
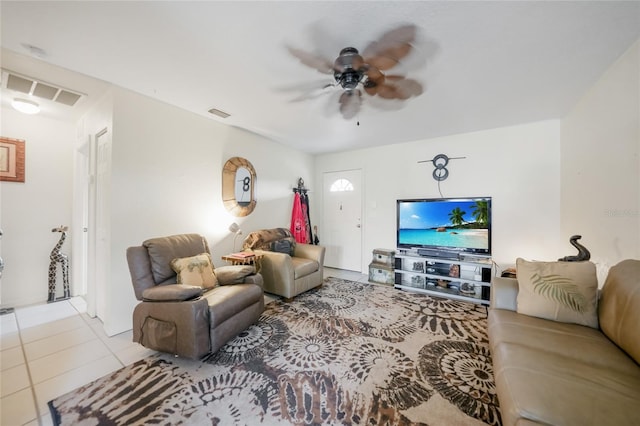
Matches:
[[254, 250, 294, 294], [490, 277, 519, 311], [242, 272, 264, 289], [142, 284, 203, 301], [215, 265, 256, 285]]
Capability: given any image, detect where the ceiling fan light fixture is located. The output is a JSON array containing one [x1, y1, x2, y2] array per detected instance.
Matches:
[[338, 70, 363, 90], [334, 47, 364, 72], [11, 98, 40, 114]]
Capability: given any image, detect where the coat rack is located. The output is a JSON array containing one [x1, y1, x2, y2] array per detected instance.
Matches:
[[292, 177, 309, 194]]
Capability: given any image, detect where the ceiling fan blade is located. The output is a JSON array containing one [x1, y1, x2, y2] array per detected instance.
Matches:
[[286, 46, 334, 74], [386, 76, 424, 98], [363, 24, 417, 71], [376, 84, 402, 99], [339, 90, 361, 119], [275, 80, 336, 102], [374, 24, 417, 46], [364, 43, 413, 71], [373, 76, 423, 100], [366, 66, 385, 83], [289, 84, 335, 102], [363, 66, 385, 96]]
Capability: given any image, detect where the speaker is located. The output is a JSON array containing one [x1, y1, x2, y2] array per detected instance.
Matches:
[[481, 286, 491, 301], [417, 248, 459, 260], [482, 267, 492, 283]]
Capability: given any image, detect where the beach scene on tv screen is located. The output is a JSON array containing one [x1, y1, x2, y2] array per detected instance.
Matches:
[[399, 199, 490, 250]]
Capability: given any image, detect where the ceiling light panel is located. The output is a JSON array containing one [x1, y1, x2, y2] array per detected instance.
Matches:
[[55, 90, 82, 106], [6, 74, 34, 93], [32, 82, 58, 100], [1, 69, 85, 107]]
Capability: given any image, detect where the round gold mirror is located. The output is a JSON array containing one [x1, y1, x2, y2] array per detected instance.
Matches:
[[222, 157, 256, 217]]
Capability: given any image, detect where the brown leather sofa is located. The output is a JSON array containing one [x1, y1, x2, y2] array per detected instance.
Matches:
[[126, 233, 264, 359], [488, 259, 640, 425], [242, 228, 325, 300]]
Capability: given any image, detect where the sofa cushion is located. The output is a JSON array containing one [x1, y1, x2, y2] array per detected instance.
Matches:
[[143, 234, 209, 284], [516, 258, 598, 328], [203, 283, 264, 327], [171, 253, 218, 289], [142, 284, 203, 302], [291, 257, 319, 279], [599, 259, 640, 364], [488, 308, 640, 426]]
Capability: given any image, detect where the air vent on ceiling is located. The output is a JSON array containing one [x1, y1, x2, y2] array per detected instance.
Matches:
[[2, 69, 84, 107], [208, 108, 230, 118]]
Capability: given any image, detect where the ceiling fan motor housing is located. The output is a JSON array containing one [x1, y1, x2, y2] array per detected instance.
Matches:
[[334, 47, 365, 90]]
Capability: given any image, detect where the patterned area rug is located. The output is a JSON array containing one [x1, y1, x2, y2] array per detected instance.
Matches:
[[49, 278, 501, 425]]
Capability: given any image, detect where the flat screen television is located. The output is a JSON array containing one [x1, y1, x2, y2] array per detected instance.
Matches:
[[396, 197, 492, 256]]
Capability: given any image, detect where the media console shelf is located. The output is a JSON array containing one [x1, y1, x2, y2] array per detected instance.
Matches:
[[394, 248, 492, 305]]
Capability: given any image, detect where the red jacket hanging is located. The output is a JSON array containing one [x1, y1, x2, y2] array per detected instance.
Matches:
[[290, 192, 308, 243]]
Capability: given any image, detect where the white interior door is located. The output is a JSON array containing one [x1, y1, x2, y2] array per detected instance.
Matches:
[[323, 169, 362, 271], [74, 138, 91, 299], [87, 128, 110, 321]]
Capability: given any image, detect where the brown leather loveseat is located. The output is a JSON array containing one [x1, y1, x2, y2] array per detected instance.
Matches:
[[488, 259, 640, 425], [127, 233, 264, 359]]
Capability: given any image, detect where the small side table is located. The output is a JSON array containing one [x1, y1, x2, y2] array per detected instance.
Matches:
[[221, 252, 264, 273]]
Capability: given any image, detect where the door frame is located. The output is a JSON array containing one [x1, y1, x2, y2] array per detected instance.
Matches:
[[322, 168, 364, 272]]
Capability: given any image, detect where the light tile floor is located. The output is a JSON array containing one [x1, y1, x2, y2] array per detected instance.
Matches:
[[0, 267, 368, 426]]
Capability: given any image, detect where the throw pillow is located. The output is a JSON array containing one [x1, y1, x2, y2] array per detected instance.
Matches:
[[171, 253, 218, 289], [516, 258, 599, 328], [272, 239, 293, 256]]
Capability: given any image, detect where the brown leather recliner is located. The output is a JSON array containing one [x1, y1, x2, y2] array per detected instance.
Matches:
[[126, 233, 264, 359]]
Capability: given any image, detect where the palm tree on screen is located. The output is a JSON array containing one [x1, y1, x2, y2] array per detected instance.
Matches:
[[448, 208, 466, 227], [471, 201, 489, 225]]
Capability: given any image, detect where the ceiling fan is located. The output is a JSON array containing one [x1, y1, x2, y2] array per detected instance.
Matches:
[[286, 24, 423, 119]]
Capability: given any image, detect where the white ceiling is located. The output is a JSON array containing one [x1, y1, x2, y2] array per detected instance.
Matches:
[[1, 1, 639, 154]]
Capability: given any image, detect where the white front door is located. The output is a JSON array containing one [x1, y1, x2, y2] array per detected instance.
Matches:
[[322, 169, 362, 271]]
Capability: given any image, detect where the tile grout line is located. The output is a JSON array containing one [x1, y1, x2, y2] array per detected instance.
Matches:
[[13, 311, 45, 426], [74, 307, 126, 369], [15, 299, 121, 425]]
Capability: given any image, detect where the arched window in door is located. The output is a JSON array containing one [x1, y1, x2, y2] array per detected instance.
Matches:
[[330, 178, 354, 192]]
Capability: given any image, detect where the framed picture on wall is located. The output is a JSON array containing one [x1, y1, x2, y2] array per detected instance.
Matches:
[[0, 137, 25, 183]]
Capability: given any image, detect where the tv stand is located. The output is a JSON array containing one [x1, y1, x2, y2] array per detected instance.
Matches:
[[394, 248, 492, 305], [416, 248, 460, 260]]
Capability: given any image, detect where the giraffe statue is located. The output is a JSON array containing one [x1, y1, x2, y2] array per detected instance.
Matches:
[[48, 225, 70, 303]]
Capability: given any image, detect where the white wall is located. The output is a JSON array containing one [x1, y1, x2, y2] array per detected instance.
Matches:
[[315, 120, 564, 273], [561, 40, 640, 280], [0, 108, 76, 307], [101, 87, 314, 335], [3, 39, 637, 328]]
